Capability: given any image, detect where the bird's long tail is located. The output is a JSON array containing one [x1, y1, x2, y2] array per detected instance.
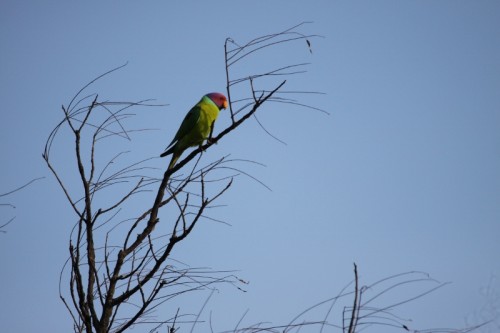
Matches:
[[160, 145, 179, 170], [160, 146, 174, 158], [168, 154, 179, 170]]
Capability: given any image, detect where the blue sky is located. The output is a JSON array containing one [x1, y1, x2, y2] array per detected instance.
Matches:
[[1, 1, 499, 332]]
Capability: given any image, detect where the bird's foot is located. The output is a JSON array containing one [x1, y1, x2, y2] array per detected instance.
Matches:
[[206, 137, 217, 145]]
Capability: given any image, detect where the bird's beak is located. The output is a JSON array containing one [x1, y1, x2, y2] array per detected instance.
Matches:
[[222, 100, 228, 110]]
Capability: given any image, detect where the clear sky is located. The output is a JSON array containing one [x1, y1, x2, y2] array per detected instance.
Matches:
[[1, 1, 499, 332]]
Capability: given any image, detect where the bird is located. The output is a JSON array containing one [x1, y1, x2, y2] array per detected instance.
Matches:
[[160, 92, 228, 169]]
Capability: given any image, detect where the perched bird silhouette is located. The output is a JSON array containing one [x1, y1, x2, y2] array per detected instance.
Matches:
[[160, 92, 228, 169]]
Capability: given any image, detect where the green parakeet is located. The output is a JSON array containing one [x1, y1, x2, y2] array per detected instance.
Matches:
[[160, 92, 228, 169]]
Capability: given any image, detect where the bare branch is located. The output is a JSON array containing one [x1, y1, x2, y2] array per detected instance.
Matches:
[[0, 177, 44, 198], [347, 263, 359, 333]]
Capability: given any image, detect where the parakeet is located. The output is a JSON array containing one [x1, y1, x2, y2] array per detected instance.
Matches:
[[160, 92, 228, 169]]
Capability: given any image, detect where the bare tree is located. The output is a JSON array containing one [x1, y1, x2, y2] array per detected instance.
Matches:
[[43, 23, 322, 333]]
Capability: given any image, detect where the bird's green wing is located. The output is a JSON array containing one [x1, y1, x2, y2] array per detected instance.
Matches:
[[166, 105, 202, 148]]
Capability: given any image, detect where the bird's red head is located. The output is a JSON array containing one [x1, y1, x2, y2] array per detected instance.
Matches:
[[206, 92, 228, 110]]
